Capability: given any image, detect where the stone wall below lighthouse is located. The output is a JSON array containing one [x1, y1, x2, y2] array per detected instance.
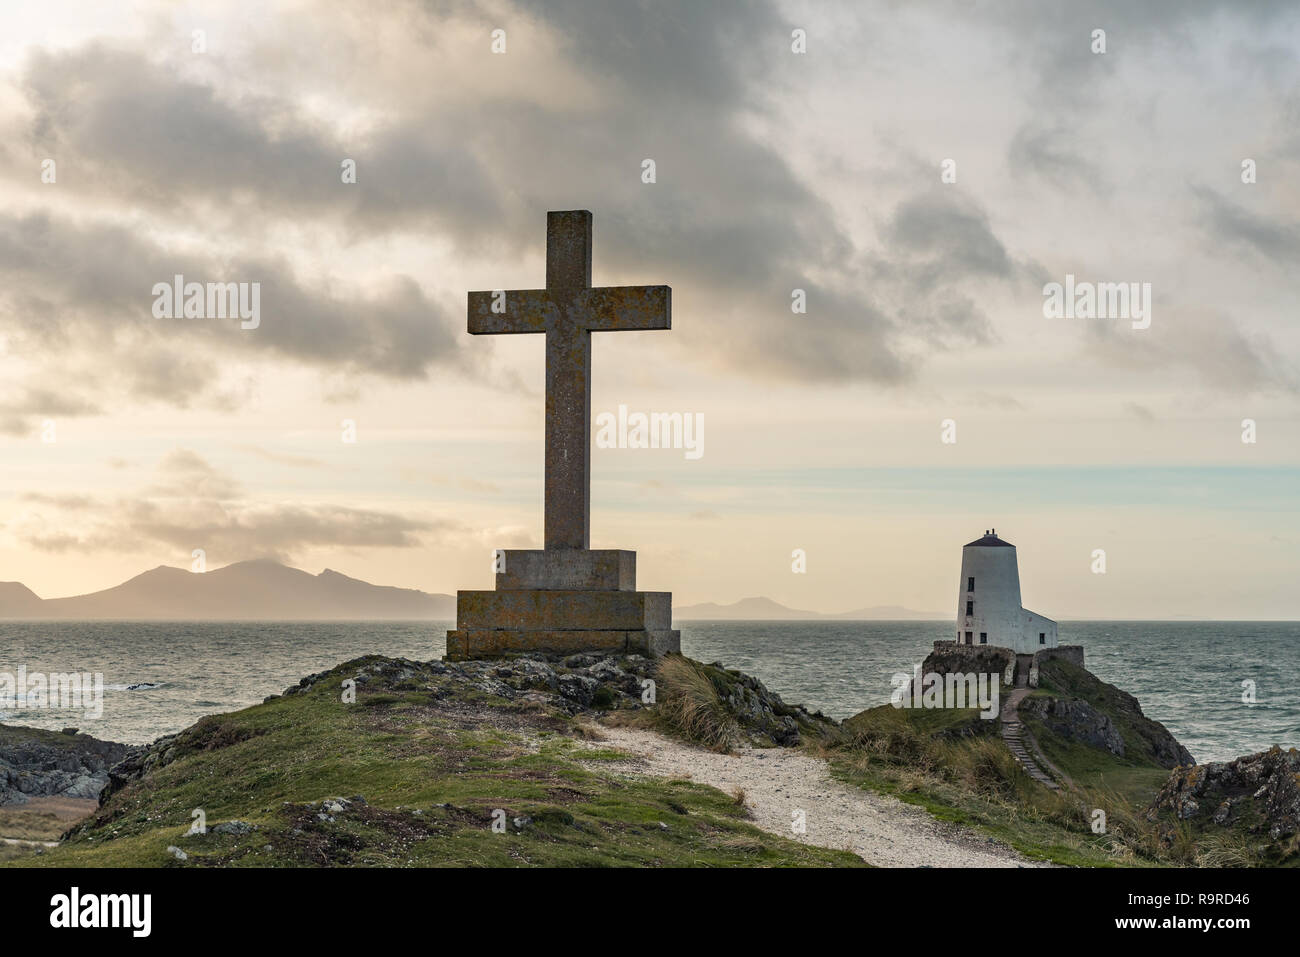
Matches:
[[928, 641, 1084, 688]]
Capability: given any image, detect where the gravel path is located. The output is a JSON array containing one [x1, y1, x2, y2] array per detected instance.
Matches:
[[587, 726, 1047, 868]]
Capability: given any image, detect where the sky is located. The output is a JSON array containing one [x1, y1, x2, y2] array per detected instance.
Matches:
[[0, 0, 1297, 618]]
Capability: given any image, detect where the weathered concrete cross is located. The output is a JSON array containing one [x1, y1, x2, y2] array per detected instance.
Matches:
[[468, 210, 671, 550]]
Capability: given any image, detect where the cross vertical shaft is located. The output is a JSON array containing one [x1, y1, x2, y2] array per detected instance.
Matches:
[[545, 212, 592, 548], [544, 321, 589, 549]]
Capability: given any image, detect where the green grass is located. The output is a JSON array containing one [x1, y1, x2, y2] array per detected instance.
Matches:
[[822, 703, 1172, 867], [4, 657, 862, 868], [1025, 717, 1169, 806]]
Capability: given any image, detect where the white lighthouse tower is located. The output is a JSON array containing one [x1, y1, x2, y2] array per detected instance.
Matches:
[[956, 530, 1057, 653]]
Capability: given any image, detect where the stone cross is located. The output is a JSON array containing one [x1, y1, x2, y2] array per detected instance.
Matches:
[[468, 210, 671, 550]]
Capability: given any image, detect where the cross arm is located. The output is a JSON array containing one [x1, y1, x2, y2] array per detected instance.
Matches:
[[578, 285, 671, 331], [467, 289, 553, 334]]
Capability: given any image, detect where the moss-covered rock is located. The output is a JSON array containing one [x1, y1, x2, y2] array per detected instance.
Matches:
[[1148, 746, 1300, 862]]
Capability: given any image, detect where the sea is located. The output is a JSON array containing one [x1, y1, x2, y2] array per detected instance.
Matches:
[[1, 620, 1295, 763]]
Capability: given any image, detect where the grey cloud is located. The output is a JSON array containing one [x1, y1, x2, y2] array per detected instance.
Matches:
[[117, 349, 217, 408], [1009, 123, 1107, 192], [743, 284, 910, 384], [0, 212, 467, 406], [5, 4, 931, 386], [1194, 187, 1300, 265], [990, 0, 1298, 109], [869, 191, 1028, 352], [20, 44, 501, 239], [11, 0, 1273, 395], [1085, 308, 1297, 394], [17, 449, 442, 558], [0, 386, 99, 416], [885, 193, 1013, 280], [0, 386, 99, 435], [149, 449, 245, 500], [117, 500, 437, 556]]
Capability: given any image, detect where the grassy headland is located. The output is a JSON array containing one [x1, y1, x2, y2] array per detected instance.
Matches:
[[4, 655, 860, 868]]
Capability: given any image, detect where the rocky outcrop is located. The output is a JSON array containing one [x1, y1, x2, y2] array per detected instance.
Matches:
[[99, 717, 268, 807], [1019, 696, 1126, 757], [917, 645, 1193, 775], [1149, 746, 1300, 843], [1029, 658, 1194, 770], [0, 725, 132, 805], [691, 660, 831, 747]]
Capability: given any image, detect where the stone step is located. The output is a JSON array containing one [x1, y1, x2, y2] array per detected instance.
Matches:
[[1001, 711, 1063, 791]]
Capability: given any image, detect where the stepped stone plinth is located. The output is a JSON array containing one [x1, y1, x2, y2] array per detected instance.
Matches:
[[444, 211, 680, 661]]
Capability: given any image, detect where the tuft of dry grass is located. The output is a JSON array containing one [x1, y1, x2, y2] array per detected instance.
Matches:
[[653, 655, 742, 752], [1193, 832, 1257, 868], [0, 804, 78, 842]]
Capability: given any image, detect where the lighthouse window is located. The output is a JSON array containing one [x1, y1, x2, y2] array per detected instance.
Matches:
[[967, 577, 974, 592], [1039, 633, 1046, 644], [965, 600, 973, 616], [979, 633, 987, 644]]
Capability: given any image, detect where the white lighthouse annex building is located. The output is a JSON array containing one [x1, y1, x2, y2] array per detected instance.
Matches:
[[956, 530, 1058, 653]]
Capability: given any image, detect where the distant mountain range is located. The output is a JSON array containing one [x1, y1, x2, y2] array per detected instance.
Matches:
[[0, 560, 455, 620], [0, 562, 944, 622], [674, 596, 944, 620]]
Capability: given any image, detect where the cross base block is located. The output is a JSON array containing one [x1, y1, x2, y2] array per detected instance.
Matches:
[[446, 627, 680, 661], [446, 582, 680, 661], [455, 589, 671, 630], [497, 549, 635, 591]]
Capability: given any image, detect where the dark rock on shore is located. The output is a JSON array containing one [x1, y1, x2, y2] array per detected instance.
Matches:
[[1149, 746, 1300, 842], [0, 725, 132, 805]]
